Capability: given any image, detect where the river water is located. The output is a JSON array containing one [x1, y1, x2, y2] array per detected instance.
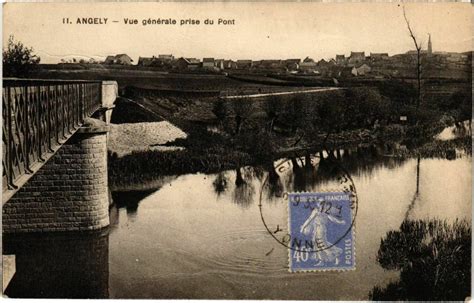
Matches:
[[3, 144, 471, 299]]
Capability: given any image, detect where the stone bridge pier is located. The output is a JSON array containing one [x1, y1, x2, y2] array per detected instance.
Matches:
[[2, 81, 118, 234]]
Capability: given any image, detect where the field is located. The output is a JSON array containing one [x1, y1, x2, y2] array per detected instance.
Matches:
[[30, 65, 330, 96]]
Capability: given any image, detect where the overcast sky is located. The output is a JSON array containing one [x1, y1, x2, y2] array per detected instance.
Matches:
[[4, 2, 472, 64]]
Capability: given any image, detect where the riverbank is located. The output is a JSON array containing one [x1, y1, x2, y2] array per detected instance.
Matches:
[[107, 117, 471, 188], [108, 122, 187, 157]]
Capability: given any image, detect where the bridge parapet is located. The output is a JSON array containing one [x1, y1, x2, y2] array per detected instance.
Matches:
[[2, 79, 118, 233], [2, 79, 104, 201]]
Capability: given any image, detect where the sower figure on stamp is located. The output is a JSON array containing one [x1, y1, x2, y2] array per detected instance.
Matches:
[[300, 203, 345, 266]]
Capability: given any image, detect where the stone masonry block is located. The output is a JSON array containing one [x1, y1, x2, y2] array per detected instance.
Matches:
[[3, 128, 109, 234]]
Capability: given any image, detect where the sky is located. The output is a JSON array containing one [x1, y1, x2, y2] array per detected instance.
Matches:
[[3, 2, 473, 64]]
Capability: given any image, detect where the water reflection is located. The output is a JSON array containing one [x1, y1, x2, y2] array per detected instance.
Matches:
[[266, 163, 283, 200], [212, 172, 229, 196], [232, 167, 256, 208], [3, 230, 109, 298], [277, 146, 407, 195], [404, 156, 420, 220], [111, 189, 156, 218], [287, 155, 318, 192], [369, 219, 471, 301]]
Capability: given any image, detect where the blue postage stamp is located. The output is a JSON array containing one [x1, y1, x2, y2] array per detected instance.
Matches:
[[288, 192, 355, 272]]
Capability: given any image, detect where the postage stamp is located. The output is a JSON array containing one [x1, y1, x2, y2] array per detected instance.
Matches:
[[288, 192, 355, 272]]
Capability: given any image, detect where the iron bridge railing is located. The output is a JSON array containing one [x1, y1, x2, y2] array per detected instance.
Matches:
[[2, 79, 102, 193]]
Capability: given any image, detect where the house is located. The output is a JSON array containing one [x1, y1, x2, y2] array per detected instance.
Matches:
[[336, 55, 346, 65], [300, 57, 318, 73], [284, 59, 301, 65], [137, 56, 155, 66], [215, 59, 225, 69], [176, 58, 188, 70], [104, 54, 133, 65], [202, 58, 215, 69], [284, 59, 301, 71], [299, 61, 318, 73], [104, 55, 116, 64], [252, 59, 284, 70], [224, 60, 237, 69], [351, 63, 371, 76], [187, 58, 201, 69], [236, 60, 253, 69], [317, 59, 329, 66], [176, 57, 201, 70], [369, 53, 389, 61], [116, 54, 134, 65], [137, 56, 176, 68], [158, 54, 174, 62], [316, 59, 336, 76], [348, 52, 365, 66]]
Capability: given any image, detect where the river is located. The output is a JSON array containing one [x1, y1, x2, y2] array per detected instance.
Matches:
[[3, 141, 471, 299]]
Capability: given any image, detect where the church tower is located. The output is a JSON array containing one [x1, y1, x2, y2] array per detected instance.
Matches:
[[427, 33, 432, 55]]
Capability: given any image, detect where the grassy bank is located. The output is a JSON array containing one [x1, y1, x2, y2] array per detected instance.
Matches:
[[108, 118, 471, 188]]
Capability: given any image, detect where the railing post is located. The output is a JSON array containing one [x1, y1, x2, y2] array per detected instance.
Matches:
[[79, 83, 84, 123], [46, 85, 54, 152], [23, 85, 33, 173], [65, 84, 70, 135], [61, 84, 67, 140], [90, 83, 93, 115], [5, 87, 16, 189], [67, 84, 71, 134], [75, 85, 79, 127], [37, 85, 45, 161], [69, 84, 74, 133], [55, 85, 61, 145]]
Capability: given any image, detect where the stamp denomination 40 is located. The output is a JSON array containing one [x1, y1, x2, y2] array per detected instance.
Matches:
[[288, 192, 355, 272]]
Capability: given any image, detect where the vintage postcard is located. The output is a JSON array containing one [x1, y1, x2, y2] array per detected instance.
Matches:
[[2, 2, 472, 300]]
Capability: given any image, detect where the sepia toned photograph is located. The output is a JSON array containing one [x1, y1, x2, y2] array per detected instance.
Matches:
[[1, 2, 472, 300]]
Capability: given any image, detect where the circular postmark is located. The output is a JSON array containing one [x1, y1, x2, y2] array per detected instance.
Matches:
[[258, 152, 358, 254]]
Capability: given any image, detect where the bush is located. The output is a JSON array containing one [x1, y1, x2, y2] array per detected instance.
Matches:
[[370, 219, 471, 301], [3, 35, 40, 77]]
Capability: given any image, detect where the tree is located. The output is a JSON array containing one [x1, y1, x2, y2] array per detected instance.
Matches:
[[281, 95, 305, 133], [3, 35, 40, 77], [212, 98, 228, 129], [403, 6, 423, 109], [345, 88, 389, 128], [231, 98, 253, 135], [316, 91, 348, 143], [263, 95, 284, 132]]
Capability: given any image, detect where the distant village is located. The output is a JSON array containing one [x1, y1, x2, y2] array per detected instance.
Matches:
[[60, 37, 471, 79]]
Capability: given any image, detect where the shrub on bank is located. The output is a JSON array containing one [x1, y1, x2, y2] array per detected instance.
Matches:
[[370, 219, 471, 301], [108, 147, 253, 186]]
